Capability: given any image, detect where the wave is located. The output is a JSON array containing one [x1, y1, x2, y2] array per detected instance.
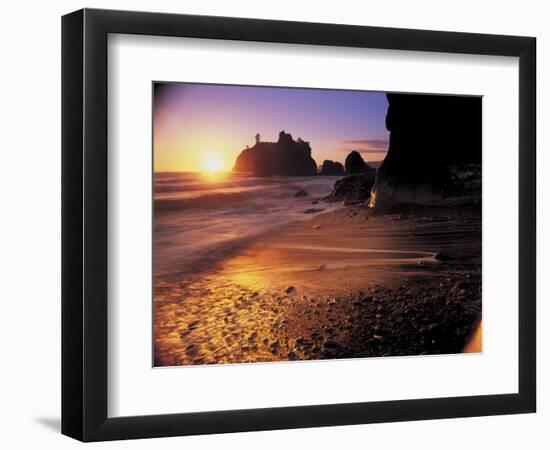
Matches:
[[155, 191, 257, 211], [153, 173, 345, 278]]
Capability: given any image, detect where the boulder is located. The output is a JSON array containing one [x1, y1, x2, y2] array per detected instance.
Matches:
[[324, 173, 376, 202], [304, 208, 325, 214], [233, 131, 318, 176]]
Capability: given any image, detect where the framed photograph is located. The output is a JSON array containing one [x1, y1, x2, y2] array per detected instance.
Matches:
[[62, 8, 536, 441]]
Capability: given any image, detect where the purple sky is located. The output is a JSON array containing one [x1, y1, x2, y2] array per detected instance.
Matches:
[[153, 83, 389, 172]]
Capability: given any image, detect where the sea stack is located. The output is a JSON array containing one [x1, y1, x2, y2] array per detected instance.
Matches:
[[233, 131, 318, 176], [371, 93, 482, 207], [344, 150, 375, 174], [319, 160, 345, 175]]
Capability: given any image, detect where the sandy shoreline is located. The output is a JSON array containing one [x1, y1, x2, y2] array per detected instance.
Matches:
[[154, 202, 481, 366]]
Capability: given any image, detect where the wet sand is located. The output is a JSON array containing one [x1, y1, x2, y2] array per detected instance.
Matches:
[[154, 204, 481, 366]]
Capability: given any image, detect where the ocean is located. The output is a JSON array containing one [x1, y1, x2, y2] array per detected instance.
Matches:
[[154, 172, 342, 279]]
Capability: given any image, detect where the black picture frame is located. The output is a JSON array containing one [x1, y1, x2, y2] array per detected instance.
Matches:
[[62, 8, 536, 442]]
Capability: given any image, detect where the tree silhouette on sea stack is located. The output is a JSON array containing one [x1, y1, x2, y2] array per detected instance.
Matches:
[[233, 131, 317, 176]]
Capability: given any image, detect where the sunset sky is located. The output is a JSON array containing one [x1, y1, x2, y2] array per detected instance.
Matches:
[[153, 83, 389, 173]]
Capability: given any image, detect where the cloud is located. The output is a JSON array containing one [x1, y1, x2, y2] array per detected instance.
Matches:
[[343, 148, 388, 155], [337, 138, 389, 156], [339, 139, 389, 152]]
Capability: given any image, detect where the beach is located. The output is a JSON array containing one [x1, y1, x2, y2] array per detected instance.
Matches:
[[153, 173, 482, 366]]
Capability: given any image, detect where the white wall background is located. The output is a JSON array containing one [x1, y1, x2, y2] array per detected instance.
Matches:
[[0, 0, 546, 448]]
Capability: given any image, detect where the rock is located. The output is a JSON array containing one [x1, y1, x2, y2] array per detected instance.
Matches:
[[304, 208, 324, 214], [320, 159, 345, 175], [345, 150, 375, 174], [323, 339, 338, 348], [408, 286, 422, 296], [285, 286, 296, 294], [294, 189, 308, 197], [187, 320, 200, 330], [370, 93, 481, 208], [185, 344, 198, 356], [233, 130, 318, 176], [343, 199, 363, 207], [434, 251, 453, 261], [324, 173, 376, 202]]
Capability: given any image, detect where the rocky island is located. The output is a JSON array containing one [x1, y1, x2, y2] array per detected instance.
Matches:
[[345, 150, 376, 174], [233, 130, 318, 176], [319, 160, 345, 175]]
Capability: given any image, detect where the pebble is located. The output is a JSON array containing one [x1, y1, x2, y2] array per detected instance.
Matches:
[[434, 251, 453, 261], [323, 339, 338, 348], [185, 344, 198, 356], [188, 320, 200, 330], [408, 286, 422, 296]]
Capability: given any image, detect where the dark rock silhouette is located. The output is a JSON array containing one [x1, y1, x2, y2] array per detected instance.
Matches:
[[325, 173, 376, 203], [304, 208, 324, 214], [322, 151, 376, 202], [320, 160, 345, 175], [371, 93, 482, 207], [233, 131, 317, 176], [344, 150, 375, 174]]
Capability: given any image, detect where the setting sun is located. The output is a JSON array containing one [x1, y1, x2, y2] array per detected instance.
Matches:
[[202, 153, 225, 173]]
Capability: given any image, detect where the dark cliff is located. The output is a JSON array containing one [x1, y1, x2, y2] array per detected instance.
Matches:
[[372, 93, 482, 206], [233, 131, 318, 176]]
